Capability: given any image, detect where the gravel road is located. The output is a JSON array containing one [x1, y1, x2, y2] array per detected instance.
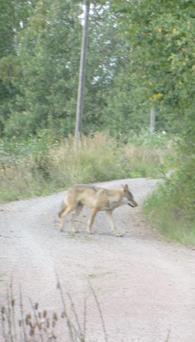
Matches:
[[0, 178, 195, 342]]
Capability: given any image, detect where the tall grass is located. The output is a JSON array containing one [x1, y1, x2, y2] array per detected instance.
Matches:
[[144, 161, 195, 245], [0, 132, 173, 202], [1, 280, 108, 342]]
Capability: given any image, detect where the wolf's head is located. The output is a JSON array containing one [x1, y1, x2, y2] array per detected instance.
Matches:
[[122, 184, 138, 208]]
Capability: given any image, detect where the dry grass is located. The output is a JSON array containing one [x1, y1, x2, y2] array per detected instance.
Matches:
[[0, 132, 173, 202], [1, 279, 108, 342], [122, 145, 167, 177]]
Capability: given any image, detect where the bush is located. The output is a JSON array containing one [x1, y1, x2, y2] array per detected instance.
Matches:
[[0, 132, 173, 202], [144, 158, 195, 245]]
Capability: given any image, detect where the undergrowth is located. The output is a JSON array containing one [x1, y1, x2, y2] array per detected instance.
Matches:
[[0, 131, 174, 202], [144, 158, 195, 245]]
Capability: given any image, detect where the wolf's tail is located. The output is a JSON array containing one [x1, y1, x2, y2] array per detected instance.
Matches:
[[58, 201, 66, 218]]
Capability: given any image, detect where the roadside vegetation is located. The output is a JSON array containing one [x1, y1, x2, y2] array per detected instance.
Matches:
[[145, 159, 195, 246], [0, 280, 109, 342], [0, 131, 174, 202]]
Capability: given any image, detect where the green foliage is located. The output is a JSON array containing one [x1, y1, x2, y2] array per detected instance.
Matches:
[[0, 132, 172, 202], [113, 0, 194, 131], [1, 0, 155, 138], [112, 0, 195, 243], [0, 0, 36, 134], [0, 0, 194, 139], [127, 130, 174, 147], [13, 0, 81, 137], [145, 160, 195, 245]]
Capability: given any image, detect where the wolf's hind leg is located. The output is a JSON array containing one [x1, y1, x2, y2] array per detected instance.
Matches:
[[59, 203, 76, 232], [58, 201, 67, 218]]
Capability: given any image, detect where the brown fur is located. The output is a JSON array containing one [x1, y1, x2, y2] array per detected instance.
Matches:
[[58, 184, 137, 236]]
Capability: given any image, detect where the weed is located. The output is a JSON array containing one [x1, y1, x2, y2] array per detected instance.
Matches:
[[0, 132, 174, 202], [1, 279, 108, 342], [144, 176, 195, 245]]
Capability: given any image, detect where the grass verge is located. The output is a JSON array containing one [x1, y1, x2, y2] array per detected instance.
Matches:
[[0, 131, 174, 202], [144, 167, 195, 246]]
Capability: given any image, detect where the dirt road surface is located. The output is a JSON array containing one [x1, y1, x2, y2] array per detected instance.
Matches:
[[0, 178, 195, 342]]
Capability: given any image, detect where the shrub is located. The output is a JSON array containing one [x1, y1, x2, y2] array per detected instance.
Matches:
[[0, 132, 173, 202], [144, 158, 195, 245]]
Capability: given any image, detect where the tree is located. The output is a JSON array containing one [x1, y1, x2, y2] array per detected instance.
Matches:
[[3, 0, 82, 138], [0, 0, 36, 134], [2, 0, 133, 138], [112, 0, 195, 133], [83, 1, 132, 134], [112, 0, 195, 221]]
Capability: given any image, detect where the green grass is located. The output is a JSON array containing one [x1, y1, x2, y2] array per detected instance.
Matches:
[[0, 131, 174, 202], [144, 181, 195, 246], [144, 156, 195, 246]]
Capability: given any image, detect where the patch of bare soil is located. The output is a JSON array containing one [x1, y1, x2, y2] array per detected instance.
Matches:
[[0, 178, 195, 341]]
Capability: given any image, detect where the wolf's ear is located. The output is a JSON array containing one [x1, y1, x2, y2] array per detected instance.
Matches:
[[123, 184, 129, 191]]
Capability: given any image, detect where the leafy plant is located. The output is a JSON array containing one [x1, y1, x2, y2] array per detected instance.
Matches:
[[0, 132, 172, 202]]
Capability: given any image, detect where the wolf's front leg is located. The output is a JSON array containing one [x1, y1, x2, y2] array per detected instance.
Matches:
[[105, 210, 118, 235], [106, 210, 123, 237], [71, 205, 83, 233]]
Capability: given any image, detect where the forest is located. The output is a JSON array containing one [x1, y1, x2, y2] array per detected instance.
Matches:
[[0, 0, 194, 243]]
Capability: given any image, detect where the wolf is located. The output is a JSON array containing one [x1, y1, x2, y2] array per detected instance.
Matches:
[[58, 184, 138, 236]]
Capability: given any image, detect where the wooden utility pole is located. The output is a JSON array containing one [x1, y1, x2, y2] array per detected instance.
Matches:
[[75, 0, 90, 146]]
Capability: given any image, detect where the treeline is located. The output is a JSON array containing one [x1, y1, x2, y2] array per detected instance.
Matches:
[[0, 0, 131, 138], [0, 0, 194, 140]]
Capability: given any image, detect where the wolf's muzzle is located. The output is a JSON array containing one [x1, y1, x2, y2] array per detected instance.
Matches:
[[128, 201, 138, 208]]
